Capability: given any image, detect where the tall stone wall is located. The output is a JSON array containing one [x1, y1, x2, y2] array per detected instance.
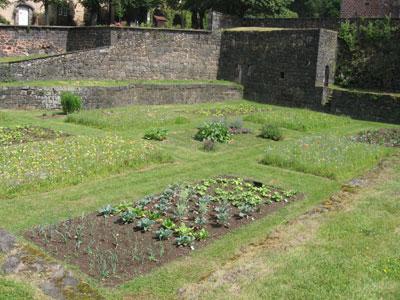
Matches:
[[217, 29, 337, 108], [1, 28, 221, 81], [0, 83, 243, 109]]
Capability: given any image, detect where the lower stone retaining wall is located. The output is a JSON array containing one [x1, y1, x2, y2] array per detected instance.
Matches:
[[0, 84, 243, 109], [328, 89, 400, 124]]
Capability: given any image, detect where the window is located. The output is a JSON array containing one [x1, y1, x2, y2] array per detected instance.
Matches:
[[280, 72, 285, 79], [58, 6, 69, 17]]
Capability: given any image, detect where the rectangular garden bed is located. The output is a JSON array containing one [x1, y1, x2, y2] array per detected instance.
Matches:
[[0, 125, 69, 146], [25, 176, 300, 286]]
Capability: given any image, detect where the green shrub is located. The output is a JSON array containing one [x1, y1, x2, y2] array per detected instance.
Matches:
[[143, 128, 168, 141], [260, 124, 283, 141], [60, 92, 82, 114], [336, 19, 400, 91], [0, 15, 10, 25], [195, 120, 231, 143]]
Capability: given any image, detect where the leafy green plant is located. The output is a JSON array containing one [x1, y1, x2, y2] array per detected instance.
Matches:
[[146, 211, 161, 221], [143, 128, 168, 141], [195, 228, 209, 241], [60, 92, 82, 114], [238, 204, 256, 218], [115, 202, 134, 213], [175, 223, 194, 237], [154, 197, 171, 214], [136, 196, 153, 209], [195, 120, 231, 143], [155, 228, 173, 240], [162, 218, 177, 230], [121, 210, 137, 224], [98, 205, 116, 217], [215, 202, 231, 227], [260, 124, 283, 141], [136, 218, 155, 232], [176, 235, 195, 247]]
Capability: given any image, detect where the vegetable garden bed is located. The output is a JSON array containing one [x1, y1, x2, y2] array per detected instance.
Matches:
[[25, 176, 299, 286]]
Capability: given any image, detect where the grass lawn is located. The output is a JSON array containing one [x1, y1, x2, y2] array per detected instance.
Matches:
[[0, 99, 399, 299], [0, 54, 50, 64]]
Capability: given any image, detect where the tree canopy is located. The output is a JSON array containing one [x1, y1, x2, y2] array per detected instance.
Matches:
[[290, 0, 341, 18]]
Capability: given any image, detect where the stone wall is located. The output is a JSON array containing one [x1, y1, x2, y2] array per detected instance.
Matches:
[[217, 29, 337, 108], [328, 89, 400, 124], [0, 83, 243, 109], [1, 28, 221, 81], [0, 26, 69, 56]]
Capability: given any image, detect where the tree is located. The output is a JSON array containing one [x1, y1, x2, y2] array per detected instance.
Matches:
[[0, 0, 9, 9], [80, 0, 104, 24], [211, 0, 295, 18], [290, 0, 341, 18], [34, 0, 65, 25]]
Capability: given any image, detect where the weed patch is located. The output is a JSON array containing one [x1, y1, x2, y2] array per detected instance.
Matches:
[[244, 109, 352, 132], [261, 136, 392, 180]]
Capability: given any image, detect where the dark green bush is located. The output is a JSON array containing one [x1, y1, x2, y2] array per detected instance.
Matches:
[[143, 128, 168, 141], [194, 120, 231, 143], [260, 124, 283, 141], [60, 92, 82, 114]]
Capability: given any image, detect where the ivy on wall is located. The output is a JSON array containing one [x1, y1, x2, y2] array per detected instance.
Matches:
[[335, 18, 400, 92]]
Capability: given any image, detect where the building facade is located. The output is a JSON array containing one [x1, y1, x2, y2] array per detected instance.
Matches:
[[341, 0, 400, 18], [0, 0, 85, 26]]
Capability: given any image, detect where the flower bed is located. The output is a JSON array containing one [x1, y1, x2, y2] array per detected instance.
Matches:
[[26, 176, 298, 285], [352, 128, 400, 148], [0, 125, 69, 146], [0, 136, 167, 196]]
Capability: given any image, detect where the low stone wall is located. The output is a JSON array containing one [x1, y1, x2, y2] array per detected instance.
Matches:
[[0, 83, 243, 109], [329, 89, 400, 124]]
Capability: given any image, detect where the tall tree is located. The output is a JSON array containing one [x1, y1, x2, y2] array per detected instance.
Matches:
[[290, 0, 341, 18], [212, 0, 295, 18]]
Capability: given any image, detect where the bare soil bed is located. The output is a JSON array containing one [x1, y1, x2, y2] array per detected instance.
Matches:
[[25, 176, 299, 286]]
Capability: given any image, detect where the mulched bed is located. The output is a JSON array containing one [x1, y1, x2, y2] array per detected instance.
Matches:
[[25, 176, 300, 286], [352, 128, 400, 148], [0, 125, 69, 146]]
